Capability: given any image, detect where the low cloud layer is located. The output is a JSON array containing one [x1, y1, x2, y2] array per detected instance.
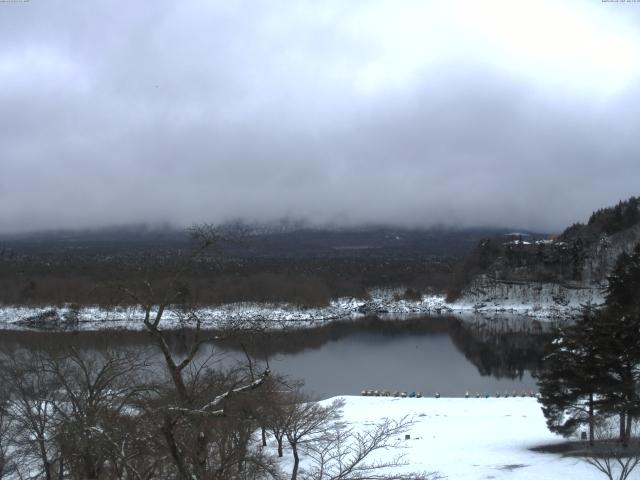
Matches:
[[2, 0, 640, 233]]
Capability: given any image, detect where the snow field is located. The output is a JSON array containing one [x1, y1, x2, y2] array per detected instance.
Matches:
[[306, 396, 604, 480]]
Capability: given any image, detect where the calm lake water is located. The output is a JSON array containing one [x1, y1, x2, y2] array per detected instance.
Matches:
[[265, 330, 536, 398], [0, 314, 554, 399]]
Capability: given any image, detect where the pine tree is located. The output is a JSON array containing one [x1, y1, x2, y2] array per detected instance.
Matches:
[[536, 308, 608, 444], [537, 243, 640, 444], [596, 243, 640, 443], [605, 244, 640, 317]]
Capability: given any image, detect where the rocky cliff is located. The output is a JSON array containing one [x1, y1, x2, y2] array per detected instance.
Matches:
[[456, 198, 640, 314]]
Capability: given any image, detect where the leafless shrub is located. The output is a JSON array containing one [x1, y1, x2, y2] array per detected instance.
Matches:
[[0, 393, 17, 479], [581, 422, 640, 480], [302, 415, 443, 480]]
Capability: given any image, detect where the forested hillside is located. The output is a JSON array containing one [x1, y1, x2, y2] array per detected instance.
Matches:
[[448, 196, 640, 301]]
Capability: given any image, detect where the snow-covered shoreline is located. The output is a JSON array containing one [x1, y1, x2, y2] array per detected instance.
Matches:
[[0, 286, 592, 331], [311, 396, 602, 480]]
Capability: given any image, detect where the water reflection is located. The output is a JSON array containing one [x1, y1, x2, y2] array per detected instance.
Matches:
[[215, 314, 554, 398], [0, 314, 556, 399]]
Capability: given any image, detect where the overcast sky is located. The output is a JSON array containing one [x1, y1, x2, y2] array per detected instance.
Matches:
[[1, 0, 639, 233]]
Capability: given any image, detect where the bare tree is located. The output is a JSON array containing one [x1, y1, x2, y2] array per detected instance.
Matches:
[[259, 376, 302, 459], [281, 393, 344, 480], [43, 348, 154, 480], [0, 347, 158, 480], [115, 225, 273, 480], [0, 393, 17, 479], [303, 416, 442, 480], [261, 389, 441, 480], [581, 422, 640, 480], [0, 350, 62, 480]]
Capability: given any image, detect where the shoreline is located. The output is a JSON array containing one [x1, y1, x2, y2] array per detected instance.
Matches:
[[0, 287, 590, 331]]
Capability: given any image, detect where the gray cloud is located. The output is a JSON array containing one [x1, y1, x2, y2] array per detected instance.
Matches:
[[1, 0, 639, 233]]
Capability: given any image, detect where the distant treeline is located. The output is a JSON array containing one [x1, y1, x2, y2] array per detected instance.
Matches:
[[0, 226, 509, 307], [0, 253, 454, 307], [8, 195, 638, 308], [562, 196, 639, 242]]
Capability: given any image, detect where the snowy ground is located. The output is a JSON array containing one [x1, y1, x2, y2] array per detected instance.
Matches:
[[294, 396, 603, 480], [0, 287, 585, 331]]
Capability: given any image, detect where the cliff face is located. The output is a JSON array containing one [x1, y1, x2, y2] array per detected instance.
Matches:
[[456, 203, 640, 314], [459, 277, 604, 314], [580, 224, 640, 285]]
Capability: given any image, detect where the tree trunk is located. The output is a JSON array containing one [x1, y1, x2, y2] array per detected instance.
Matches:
[[290, 443, 299, 480], [150, 328, 190, 402], [236, 429, 248, 474], [262, 426, 267, 447], [588, 393, 594, 446], [39, 438, 52, 480], [195, 430, 208, 479], [58, 457, 64, 480], [167, 363, 189, 402], [277, 437, 283, 458], [83, 454, 98, 480], [162, 416, 191, 480], [620, 412, 627, 444]]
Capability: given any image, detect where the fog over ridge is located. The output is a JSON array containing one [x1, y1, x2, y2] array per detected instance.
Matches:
[[1, 0, 639, 234]]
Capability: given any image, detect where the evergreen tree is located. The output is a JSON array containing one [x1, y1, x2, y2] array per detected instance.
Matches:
[[537, 243, 640, 444], [536, 308, 608, 444], [605, 244, 640, 317], [596, 243, 640, 443]]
